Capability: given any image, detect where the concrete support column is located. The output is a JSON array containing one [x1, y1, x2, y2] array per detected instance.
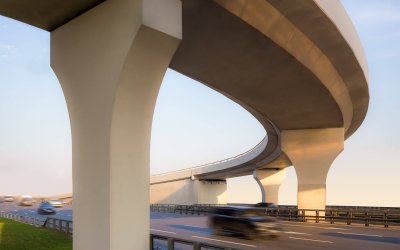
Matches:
[[196, 180, 227, 204], [253, 169, 286, 204], [281, 128, 344, 211], [51, 1, 181, 249], [150, 179, 227, 205]]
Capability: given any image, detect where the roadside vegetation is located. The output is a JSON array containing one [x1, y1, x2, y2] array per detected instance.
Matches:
[[0, 218, 72, 250]]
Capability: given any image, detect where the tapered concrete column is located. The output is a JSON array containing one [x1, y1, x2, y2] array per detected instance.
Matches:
[[253, 169, 286, 204], [282, 128, 344, 211], [51, 0, 181, 249]]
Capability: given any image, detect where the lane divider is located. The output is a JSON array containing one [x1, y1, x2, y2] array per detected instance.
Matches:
[[192, 235, 257, 248], [150, 228, 177, 235], [284, 231, 310, 235], [336, 232, 383, 237], [288, 237, 333, 244], [183, 224, 205, 228]]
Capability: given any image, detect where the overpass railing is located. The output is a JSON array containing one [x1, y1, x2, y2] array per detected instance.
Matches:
[[150, 204, 400, 228]]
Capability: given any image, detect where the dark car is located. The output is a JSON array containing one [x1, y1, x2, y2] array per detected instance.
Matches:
[[208, 206, 281, 240], [38, 201, 56, 215], [255, 202, 277, 208]]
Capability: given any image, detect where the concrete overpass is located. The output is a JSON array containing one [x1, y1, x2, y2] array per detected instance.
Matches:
[[0, 0, 368, 249], [151, 0, 368, 207]]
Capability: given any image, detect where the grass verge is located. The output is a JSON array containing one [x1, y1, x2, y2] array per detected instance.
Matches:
[[0, 218, 72, 250]]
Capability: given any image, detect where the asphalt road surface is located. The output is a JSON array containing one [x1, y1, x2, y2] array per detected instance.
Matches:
[[0, 201, 72, 221], [1, 202, 399, 249], [150, 213, 400, 250]]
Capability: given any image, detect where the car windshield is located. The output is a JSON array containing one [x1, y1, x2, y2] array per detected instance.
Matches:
[[51, 200, 61, 203], [23, 198, 32, 201]]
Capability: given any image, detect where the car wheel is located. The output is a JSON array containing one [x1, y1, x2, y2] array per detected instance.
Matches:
[[245, 227, 258, 240], [213, 224, 224, 236]]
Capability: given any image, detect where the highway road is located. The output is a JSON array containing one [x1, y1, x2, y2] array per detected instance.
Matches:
[[150, 213, 400, 250], [1, 202, 399, 249], [0, 201, 72, 221]]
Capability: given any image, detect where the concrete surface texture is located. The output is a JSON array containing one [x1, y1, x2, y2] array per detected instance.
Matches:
[[253, 169, 287, 204], [51, 0, 181, 249], [151, 179, 227, 205], [282, 128, 344, 212], [0, 0, 370, 249]]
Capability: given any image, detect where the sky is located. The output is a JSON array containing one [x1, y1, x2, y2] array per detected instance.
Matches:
[[0, 1, 399, 206]]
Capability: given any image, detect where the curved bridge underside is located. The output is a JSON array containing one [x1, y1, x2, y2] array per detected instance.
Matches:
[[154, 0, 369, 182], [0, 0, 369, 182]]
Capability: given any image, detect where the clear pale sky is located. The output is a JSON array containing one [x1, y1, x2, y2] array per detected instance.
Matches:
[[0, 1, 399, 206]]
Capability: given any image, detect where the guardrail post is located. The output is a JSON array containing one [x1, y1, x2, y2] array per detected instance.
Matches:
[[347, 211, 352, 225], [59, 220, 64, 232], [150, 235, 154, 250], [333, 211, 337, 224], [66, 221, 71, 236], [316, 210, 319, 223], [167, 238, 174, 250], [384, 212, 388, 228], [289, 209, 292, 221], [365, 212, 369, 227], [193, 242, 201, 250]]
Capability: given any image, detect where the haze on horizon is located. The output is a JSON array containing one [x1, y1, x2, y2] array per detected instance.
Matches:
[[0, 0, 399, 207]]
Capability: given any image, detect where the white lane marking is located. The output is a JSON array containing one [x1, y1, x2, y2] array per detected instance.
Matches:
[[183, 224, 204, 228], [336, 232, 383, 237], [150, 229, 177, 235], [279, 223, 350, 231], [191, 235, 257, 248], [289, 237, 333, 244], [284, 231, 311, 235]]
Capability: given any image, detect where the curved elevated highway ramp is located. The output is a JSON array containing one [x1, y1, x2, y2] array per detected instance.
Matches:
[[150, 0, 369, 208]]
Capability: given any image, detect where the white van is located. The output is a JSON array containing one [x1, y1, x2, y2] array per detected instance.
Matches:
[[4, 195, 14, 202], [19, 196, 33, 206]]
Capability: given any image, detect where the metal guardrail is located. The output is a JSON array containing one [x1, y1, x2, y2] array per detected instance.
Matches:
[[267, 208, 400, 228], [43, 217, 73, 237], [150, 204, 400, 228], [150, 204, 218, 215], [0, 211, 46, 227], [0, 211, 73, 237], [151, 234, 243, 250]]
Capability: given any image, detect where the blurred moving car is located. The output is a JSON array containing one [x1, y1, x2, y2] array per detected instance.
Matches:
[[49, 199, 63, 208], [38, 201, 56, 215], [19, 196, 34, 206], [0, 197, 4, 203], [4, 195, 14, 202], [255, 202, 277, 209], [209, 206, 281, 240]]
